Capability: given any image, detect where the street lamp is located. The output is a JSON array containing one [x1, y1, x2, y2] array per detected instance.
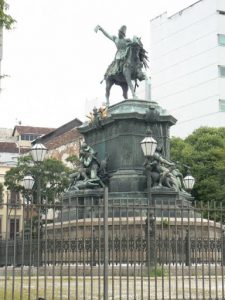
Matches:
[[31, 142, 47, 163], [140, 129, 157, 267], [30, 141, 48, 203], [183, 170, 195, 191], [140, 129, 158, 204], [140, 130, 158, 158], [23, 174, 35, 191], [30, 141, 47, 268], [23, 174, 35, 239]]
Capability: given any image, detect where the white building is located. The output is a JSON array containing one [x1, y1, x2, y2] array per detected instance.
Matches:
[[150, 0, 225, 138]]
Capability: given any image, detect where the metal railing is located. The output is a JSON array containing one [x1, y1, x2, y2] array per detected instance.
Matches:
[[0, 188, 225, 299]]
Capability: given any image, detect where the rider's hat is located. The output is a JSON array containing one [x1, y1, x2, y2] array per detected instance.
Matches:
[[119, 25, 127, 36]]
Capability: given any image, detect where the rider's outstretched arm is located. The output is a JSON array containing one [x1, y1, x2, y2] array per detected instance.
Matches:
[[96, 25, 114, 42]]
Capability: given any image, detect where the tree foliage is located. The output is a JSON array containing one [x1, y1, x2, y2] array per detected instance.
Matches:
[[4, 155, 71, 203], [0, 182, 3, 203], [0, 0, 16, 29], [171, 127, 225, 207], [65, 154, 80, 170]]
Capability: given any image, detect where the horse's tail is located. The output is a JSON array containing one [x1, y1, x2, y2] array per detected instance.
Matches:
[[100, 78, 105, 84]]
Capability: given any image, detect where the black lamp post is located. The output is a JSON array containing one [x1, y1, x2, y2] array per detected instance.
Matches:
[[183, 170, 195, 267], [140, 129, 158, 206], [23, 174, 35, 237], [140, 129, 157, 267], [30, 141, 47, 205], [30, 141, 47, 268]]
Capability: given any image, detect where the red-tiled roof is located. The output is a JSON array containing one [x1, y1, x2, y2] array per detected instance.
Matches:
[[35, 118, 83, 150], [45, 128, 82, 150], [12, 126, 55, 136], [0, 142, 18, 153], [38, 118, 82, 144]]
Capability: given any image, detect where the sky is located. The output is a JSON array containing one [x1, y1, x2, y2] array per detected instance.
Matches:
[[0, 0, 198, 129]]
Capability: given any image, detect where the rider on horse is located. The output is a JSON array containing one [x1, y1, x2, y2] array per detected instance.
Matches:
[[95, 25, 149, 103], [95, 25, 131, 77]]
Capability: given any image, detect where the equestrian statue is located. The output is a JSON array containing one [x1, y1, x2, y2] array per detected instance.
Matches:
[[95, 25, 149, 105]]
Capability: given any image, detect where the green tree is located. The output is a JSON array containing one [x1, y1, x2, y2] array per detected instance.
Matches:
[[171, 127, 225, 207], [170, 136, 193, 174], [65, 154, 80, 170], [4, 155, 71, 204], [0, 182, 3, 204], [0, 0, 15, 29]]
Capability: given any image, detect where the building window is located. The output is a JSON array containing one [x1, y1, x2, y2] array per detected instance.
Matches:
[[9, 219, 20, 239], [219, 100, 225, 112], [218, 66, 225, 77], [218, 34, 225, 46], [20, 134, 39, 141], [8, 191, 20, 207]]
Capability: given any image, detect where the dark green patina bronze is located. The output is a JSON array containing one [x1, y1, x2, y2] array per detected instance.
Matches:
[[61, 26, 194, 220], [95, 25, 148, 105], [79, 99, 176, 193]]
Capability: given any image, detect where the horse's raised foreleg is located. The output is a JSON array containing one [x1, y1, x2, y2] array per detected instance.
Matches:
[[105, 79, 113, 106]]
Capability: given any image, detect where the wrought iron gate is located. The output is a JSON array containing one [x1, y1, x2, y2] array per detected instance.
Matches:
[[1, 188, 225, 299]]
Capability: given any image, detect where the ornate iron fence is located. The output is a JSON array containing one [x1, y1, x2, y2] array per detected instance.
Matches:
[[1, 188, 225, 299], [1, 235, 224, 267]]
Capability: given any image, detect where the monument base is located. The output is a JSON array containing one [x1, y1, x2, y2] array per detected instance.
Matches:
[[61, 187, 194, 220], [109, 169, 146, 192], [54, 189, 220, 241], [79, 99, 177, 194]]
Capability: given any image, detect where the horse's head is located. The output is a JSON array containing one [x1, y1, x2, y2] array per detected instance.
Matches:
[[132, 35, 143, 47], [127, 36, 148, 70], [126, 36, 143, 62]]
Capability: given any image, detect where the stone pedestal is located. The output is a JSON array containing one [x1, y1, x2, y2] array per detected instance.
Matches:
[[55, 98, 196, 223], [79, 99, 176, 193]]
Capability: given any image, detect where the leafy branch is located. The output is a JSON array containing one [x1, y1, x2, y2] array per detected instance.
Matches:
[[4, 156, 71, 204], [0, 0, 16, 29], [0, 182, 3, 204]]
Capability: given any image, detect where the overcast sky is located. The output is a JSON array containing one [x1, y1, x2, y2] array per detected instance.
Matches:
[[0, 0, 197, 129]]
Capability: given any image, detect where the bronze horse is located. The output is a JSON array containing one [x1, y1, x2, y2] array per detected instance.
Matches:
[[103, 37, 149, 105]]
